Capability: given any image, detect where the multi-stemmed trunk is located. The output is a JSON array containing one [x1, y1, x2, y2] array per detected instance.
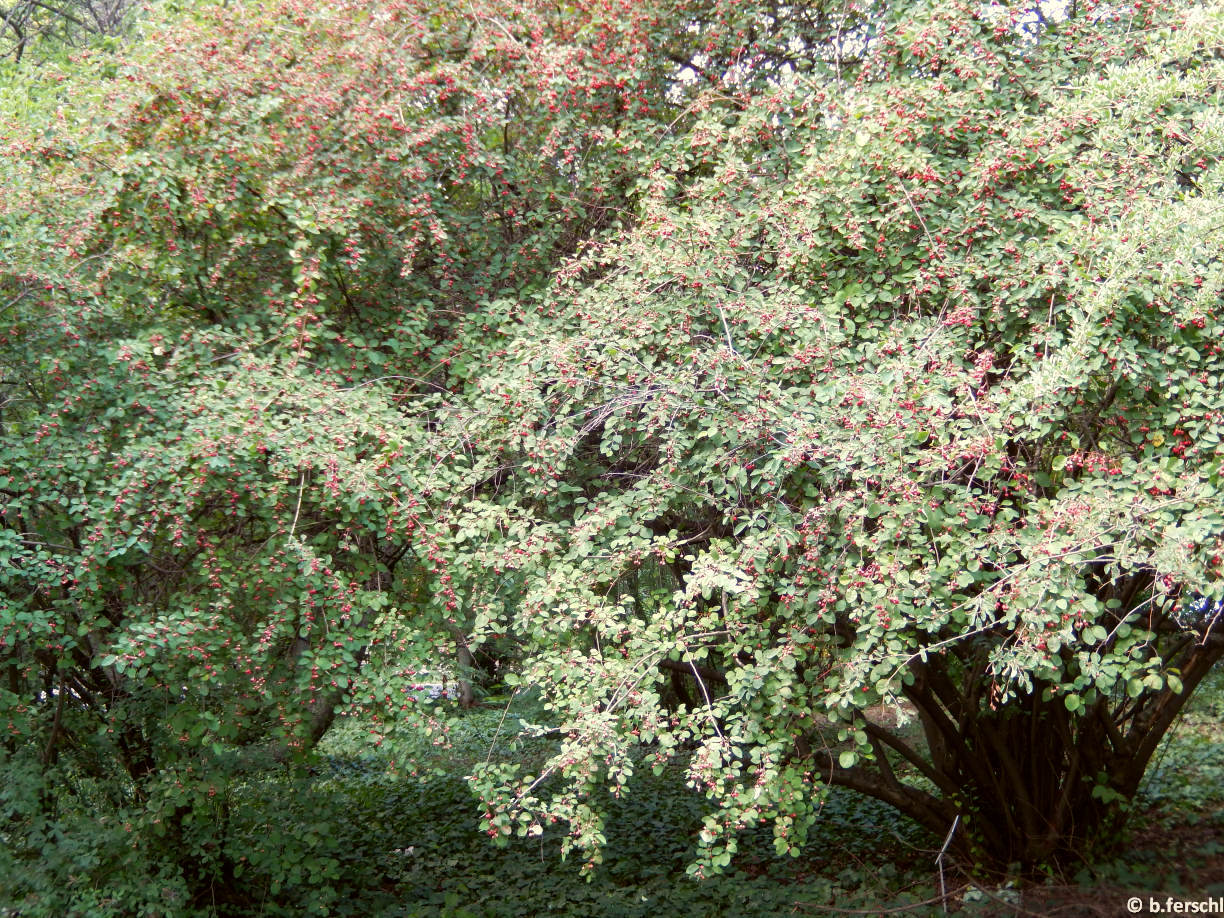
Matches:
[[805, 634, 1224, 877]]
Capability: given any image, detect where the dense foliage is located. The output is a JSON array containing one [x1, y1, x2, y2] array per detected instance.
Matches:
[[2, 0, 1224, 909], [456, 0, 1224, 876]]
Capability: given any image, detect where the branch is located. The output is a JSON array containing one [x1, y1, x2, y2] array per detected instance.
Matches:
[[860, 720, 959, 797], [0, 5, 26, 62], [657, 657, 727, 686], [23, 0, 89, 32], [806, 745, 955, 841]]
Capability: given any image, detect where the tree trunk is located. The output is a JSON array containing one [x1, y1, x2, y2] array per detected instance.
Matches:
[[457, 642, 477, 709], [807, 635, 1224, 878]]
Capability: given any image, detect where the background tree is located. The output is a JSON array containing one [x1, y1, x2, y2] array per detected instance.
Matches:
[[0, 0, 682, 904], [1, 0, 139, 62]]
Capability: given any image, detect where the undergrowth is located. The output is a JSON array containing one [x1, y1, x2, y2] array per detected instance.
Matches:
[[35, 671, 1223, 916]]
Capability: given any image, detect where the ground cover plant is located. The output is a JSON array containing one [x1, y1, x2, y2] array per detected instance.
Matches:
[[2, 0, 1224, 911], [9, 685, 1223, 915]]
